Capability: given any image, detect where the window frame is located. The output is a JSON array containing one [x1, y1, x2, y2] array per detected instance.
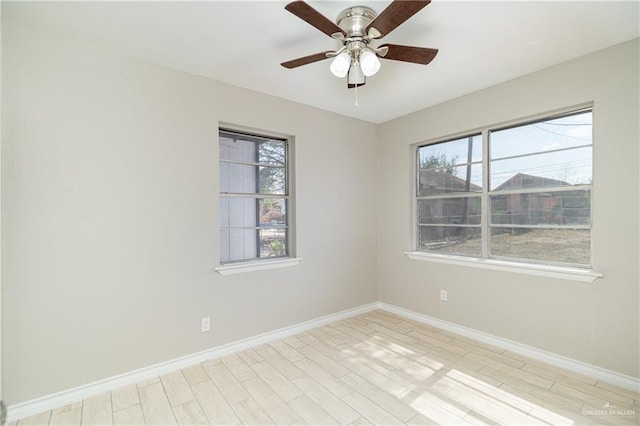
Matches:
[[216, 124, 300, 275], [408, 105, 602, 282], [415, 133, 484, 258]]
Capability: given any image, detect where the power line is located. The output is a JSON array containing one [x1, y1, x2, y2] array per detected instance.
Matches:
[[532, 124, 592, 140]]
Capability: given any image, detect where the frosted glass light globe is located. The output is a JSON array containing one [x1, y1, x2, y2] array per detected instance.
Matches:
[[360, 49, 381, 77], [330, 52, 351, 78]]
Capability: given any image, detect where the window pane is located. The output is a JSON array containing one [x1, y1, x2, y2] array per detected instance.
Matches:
[[259, 198, 287, 227], [220, 136, 258, 163], [220, 132, 285, 166], [490, 110, 592, 160], [219, 162, 257, 194], [419, 134, 482, 166], [418, 226, 482, 257], [490, 146, 592, 190], [220, 197, 257, 228], [490, 228, 590, 265], [490, 190, 590, 226], [259, 228, 287, 258], [220, 163, 285, 194], [418, 164, 483, 196], [259, 140, 286, 166], [259, 165, 286, 194], [220, 229, 258, 263], [418, 197, 481, 225]]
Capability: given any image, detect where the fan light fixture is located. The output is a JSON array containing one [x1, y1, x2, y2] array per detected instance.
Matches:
[[330, 48, 380, 80]]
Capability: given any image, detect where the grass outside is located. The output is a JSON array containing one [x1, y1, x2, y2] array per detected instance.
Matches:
[[423, 229, 590, 265]]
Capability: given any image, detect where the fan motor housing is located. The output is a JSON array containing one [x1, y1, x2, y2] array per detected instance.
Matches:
[[336, 6, 377, 37]]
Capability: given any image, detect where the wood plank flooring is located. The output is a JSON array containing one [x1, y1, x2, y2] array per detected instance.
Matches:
[[11, 310, 640, 425]]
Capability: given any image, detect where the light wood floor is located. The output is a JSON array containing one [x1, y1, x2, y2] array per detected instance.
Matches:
[[12, 310, 640, 425]]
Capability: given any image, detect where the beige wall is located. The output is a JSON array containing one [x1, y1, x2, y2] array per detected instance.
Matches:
[[378, 38, 640, 378], [3, 18, 639, 406], [1, 23, 379, 404]]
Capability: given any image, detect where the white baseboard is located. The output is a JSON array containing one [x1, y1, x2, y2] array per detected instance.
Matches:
[[378, 302, 640, 393], [9, 301, 639, 421], [7, 302, 379, 422]]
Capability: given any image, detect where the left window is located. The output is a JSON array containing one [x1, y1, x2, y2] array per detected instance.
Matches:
[[219, 129, 291, 264]]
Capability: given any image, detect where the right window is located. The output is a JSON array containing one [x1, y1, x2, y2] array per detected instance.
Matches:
[[416, 107, 593, 268]]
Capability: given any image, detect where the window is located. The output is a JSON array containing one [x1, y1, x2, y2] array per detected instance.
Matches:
[[415, 108, 593, 268], [219, 129, 292, 265], [417, 134, 483, 257]]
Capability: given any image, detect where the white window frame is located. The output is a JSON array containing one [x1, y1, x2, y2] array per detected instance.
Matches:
[[406, 105, 602, 283], [215, 124, 301, 275]]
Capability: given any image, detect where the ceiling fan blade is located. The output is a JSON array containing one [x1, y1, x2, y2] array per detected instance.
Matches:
[[281, 51, 333, 69], [285, 1, 346, 37], [379, 44, 438, 65], [366, 0, 431, 38]]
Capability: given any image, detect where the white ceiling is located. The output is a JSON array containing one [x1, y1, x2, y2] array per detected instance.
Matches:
[[4, 1, 639, 123]]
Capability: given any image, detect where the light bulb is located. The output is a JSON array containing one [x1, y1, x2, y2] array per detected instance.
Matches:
[[360, 49, 381, 77], [348, 63, 365, 85], [330, 52, 351, 78]]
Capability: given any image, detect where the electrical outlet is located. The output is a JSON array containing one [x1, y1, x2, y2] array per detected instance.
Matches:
[[440, 290, 448, 302], [201, 317, 210, 332]]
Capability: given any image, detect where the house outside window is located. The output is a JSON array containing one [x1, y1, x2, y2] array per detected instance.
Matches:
[[417, 134, 483, 258], [219, 128, 293, 265], [415, 108, 593, 268]]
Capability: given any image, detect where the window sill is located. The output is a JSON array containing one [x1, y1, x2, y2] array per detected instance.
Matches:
[[404, 252, 602, 283], [215, 258, 303, 276]]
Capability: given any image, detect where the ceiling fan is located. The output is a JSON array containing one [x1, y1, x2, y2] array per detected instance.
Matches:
[[281, 0, 438, 89]]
